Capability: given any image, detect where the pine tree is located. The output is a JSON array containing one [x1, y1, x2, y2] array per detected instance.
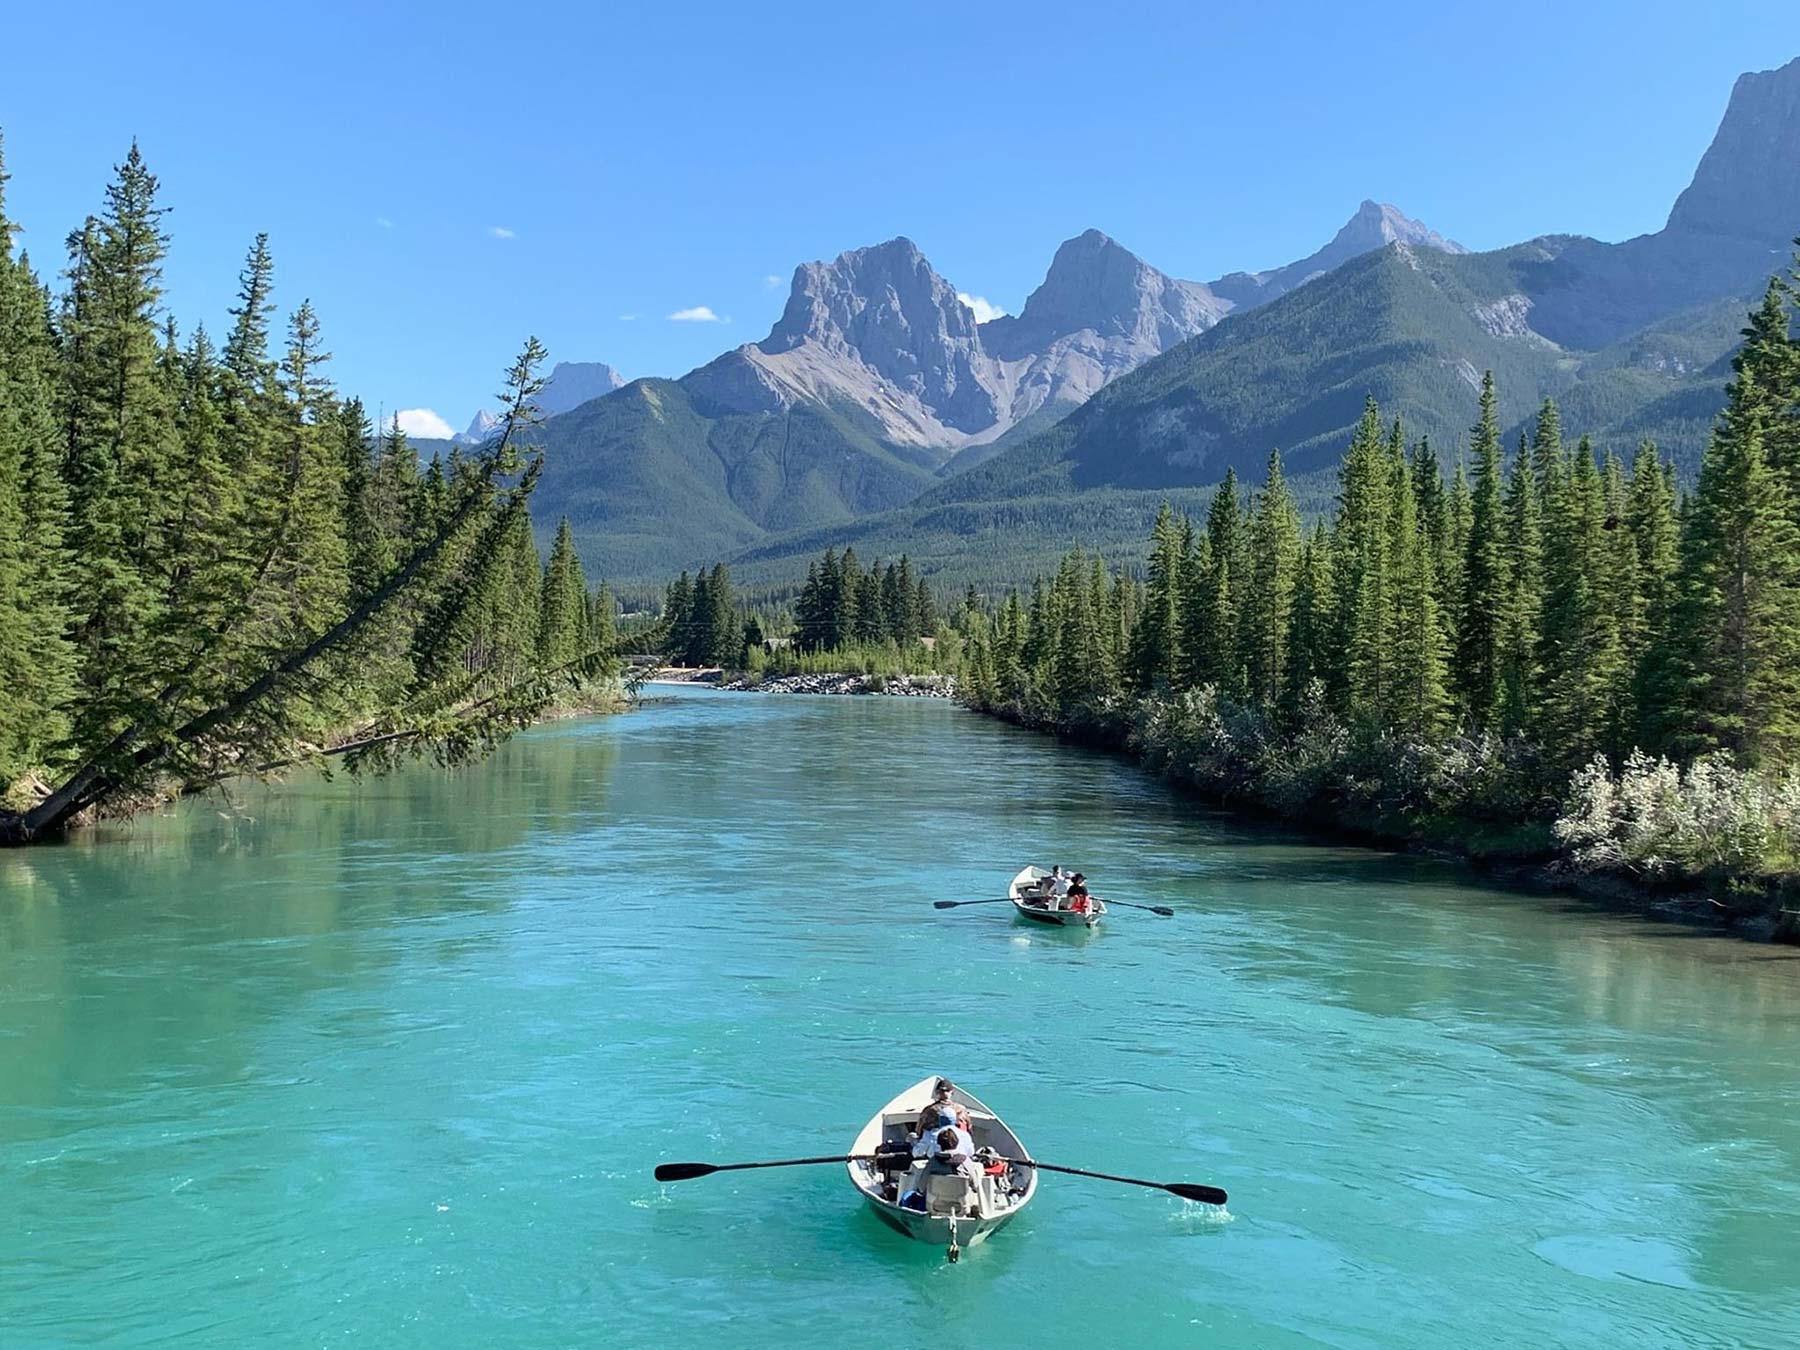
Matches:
[[702, 562, 738, 666], [1175, 473, 1243, 698], [1336, 399, 1393, 722], [831, 548, 859, 648], [0, 135, 77, 778], [338, 398, 380, 601], [1050, 549, 1103, 715], [1538, 438, 1619, 765], [272, 300, 347, 646], [665, 570, 695, 656], [1597, 449, 1641, 755], [1175, 516, 1209, 689], [1282, 522, 1334, 718], [891, 555, 919, 645], [1445, 453, 1472, 619], [1129, 502, 1184, 690], [57, 142, 178, 747], [1387, 439, 1449, 735], [1498, 433, 1543, 733], [1732, 278, 1800, 502], [1241, 449, 1300, 708], [1411, 435, 1455, 618], [537, 518, 589, 668], [1628, 441, 1683, 752], [368, 416, 422, 576], [854, 566, 885, 643], [1676, 369, 1800, 763], [1455, 372, 1509, 729], [913, 574, 937, 639], [222, 232, 277, 403]]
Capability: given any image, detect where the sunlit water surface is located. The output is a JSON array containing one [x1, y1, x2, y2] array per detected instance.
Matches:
[[3, 687, 1798, 1347]]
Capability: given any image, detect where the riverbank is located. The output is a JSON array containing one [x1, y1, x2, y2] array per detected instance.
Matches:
[[968, 692, 1800, 945]]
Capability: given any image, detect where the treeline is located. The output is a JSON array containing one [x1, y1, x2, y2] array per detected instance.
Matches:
[[0, 137, 613, 842], [792, 549, 937, 652], [963, 258, 1800, 885], [661, 563, 754, 667]]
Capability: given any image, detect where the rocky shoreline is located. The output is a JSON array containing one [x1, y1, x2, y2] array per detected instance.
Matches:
[[648, 668, 957, 698], [724, 672, 957, 698]]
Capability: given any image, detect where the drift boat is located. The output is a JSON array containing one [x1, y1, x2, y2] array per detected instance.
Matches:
[[1009, 864, 1107, 928], [845, 1076, 1037, 1261]]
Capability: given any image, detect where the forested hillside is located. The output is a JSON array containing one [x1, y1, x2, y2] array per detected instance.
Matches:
[[955, 262, 1800, 902]]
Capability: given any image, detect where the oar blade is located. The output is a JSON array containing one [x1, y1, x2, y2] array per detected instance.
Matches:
[[933, 900, 958, 909], [1151, 906, 1175, 917], [1167, 1183, 1228, 1205], [654, 1162, 716, 1182]]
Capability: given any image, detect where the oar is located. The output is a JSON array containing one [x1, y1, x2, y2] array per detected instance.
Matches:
[[1095, 898, 1175, 917], [655, 1155, 879, 1182], [933, 898, 1013, 909], [1002, 1157, 1226, 1206]]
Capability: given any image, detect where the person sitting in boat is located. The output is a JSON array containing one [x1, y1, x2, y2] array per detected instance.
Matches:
[[1066, 873, 1094, 915], [913, 1079, 974, 1154], [1039, 866, 1072, 909], [921, 1127, 983, 1187]]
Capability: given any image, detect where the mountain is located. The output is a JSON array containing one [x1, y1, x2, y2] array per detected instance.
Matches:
[[943, 230, 1235, 471], [521, 376, 935, 581], [526, 232, 1241, 576], [536, 361, 626, 415], [529, 216, 1461, 577], [728, 57, 1800, 594], [456, 361, 626, 443], [899, 59, 1800, 508], [681, 237, 998, 457], [453, 409, 503, 446], [1207, 199, 1468, 309], [1666, 56, 1800, 244]]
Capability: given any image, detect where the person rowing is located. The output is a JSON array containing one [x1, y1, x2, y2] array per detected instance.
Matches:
[[1033, 865, 1072, 910], [914, 1078, 973, 1155]]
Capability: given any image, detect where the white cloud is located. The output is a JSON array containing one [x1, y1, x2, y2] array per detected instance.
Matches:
[[619, 313, 640, 322], [764, 274, 784, 290], [375, 215, 395, 229], [668, 305, 725, 323], [489, 225, 516, 240], [394, 408, 454, 439], [958, 292, 1008, 323]]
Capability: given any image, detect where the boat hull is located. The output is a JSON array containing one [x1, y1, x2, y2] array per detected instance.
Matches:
[[863, 1197, 1021, 1247]]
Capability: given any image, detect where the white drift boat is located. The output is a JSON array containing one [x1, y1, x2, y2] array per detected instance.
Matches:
[[1009, 864, 1107, 928], [846, 1076, 1037, 1261]]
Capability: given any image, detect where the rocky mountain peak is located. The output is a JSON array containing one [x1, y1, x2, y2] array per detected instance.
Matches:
[[1207, 200, 1465, 308], [452, 408, 504, 445], [1321, 200, 1469, 264], [1666, 55, 1800, 243], [752, 236, 997, 435], [1001, 229, 1228, 345], [762, 236, 979, 353], [536, 361, 626, 416]]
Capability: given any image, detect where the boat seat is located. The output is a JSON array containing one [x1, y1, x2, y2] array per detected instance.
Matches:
[[924, 1171, 978, 1218]]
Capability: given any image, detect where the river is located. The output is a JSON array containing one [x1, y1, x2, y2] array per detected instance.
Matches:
[[2, 686, 1797, 1348]]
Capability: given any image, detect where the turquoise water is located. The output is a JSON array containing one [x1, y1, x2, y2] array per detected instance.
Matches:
[[3, 686, 1799, 1348]]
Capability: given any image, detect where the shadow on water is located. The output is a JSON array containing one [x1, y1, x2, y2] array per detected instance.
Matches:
[[0, 728, 620, 1137]]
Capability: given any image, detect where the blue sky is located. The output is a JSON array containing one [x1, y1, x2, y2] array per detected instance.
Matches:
[[4, 1, 1799, 437]]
